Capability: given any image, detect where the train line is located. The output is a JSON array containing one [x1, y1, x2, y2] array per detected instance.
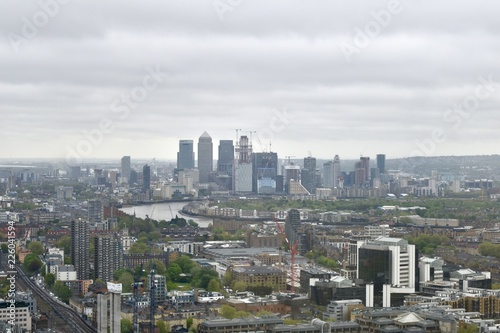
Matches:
[[14, 264, 97, 333]]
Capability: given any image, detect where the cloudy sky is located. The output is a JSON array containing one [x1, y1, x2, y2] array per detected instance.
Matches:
[[1, 0, 499, 162]]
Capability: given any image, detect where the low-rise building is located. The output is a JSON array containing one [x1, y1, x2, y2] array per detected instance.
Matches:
[[231, 266, 286, 291]]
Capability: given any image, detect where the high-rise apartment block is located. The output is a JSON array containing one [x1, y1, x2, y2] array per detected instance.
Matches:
[[88, 199, 103, 225], [71, 219, 90, 280], [94, 235, 123, 283], [198, 131, 213, 183]]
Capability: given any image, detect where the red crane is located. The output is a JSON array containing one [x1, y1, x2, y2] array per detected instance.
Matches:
[[275, 219, 299, 293]]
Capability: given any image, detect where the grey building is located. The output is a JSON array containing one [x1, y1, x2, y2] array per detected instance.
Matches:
[[252, 152, 278, 194], [198, 132, 213, 183], [94, 235, 123, 282], [88, 199, 103, 225], [71, 219, 90, 280], [121, 156, 131, 181], [333, 155, 341, 188], [302, 157, 317, 194], [151, 274, 167, 304], [177, 140, 195, 169], [143, 164, 151, 191], [376, 154, 386, 174], [217, 139, 234, 175]]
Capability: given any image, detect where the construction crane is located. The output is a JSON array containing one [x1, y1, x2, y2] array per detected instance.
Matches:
[[234, 128, 242, 142], [284, 156, 295, 165], [275, 219, 299, 293], [133, 264, 145, 333], [149, 264, 156, 333]]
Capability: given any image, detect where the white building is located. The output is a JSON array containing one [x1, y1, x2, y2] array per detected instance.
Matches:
[[55, 265, 77, 281], [324, 299, 363, 321], [0, 301, 32, 332]]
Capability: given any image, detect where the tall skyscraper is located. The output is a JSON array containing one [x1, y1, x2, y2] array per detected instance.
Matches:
[[354, 161, 365, 187], [233, 136, 253, 192], [302, 157, 317, 194], [252, 152, 278, 194], [333, 155, 341, 188], [198, 132, 213, 183], [285, 209, 305, 254], [88, 199, 103, 225], [323, 161, 334, 188], [283, 164, 301, 194], [217, 140, 234, 176], [94, 235, 123, 282], [376, 154, 386, 174], [120, 156, 131, 182], [143, 164, 150, 191], [177, 140, 195, 169], [71, 219, 90, 280], [360, 156, 370, 183]]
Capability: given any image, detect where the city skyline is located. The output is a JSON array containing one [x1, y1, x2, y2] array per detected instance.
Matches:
[[1, 1, 499, 161]]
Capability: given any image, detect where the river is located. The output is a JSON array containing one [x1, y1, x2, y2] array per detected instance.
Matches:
[[119, 201, 213, 228]]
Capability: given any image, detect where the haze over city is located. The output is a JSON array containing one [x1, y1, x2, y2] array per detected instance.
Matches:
[[1, 0, 500, 161]]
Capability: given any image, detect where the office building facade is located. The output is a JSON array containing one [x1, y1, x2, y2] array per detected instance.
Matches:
[[302, 157, 317, 194], [143, 164, 151, 191], [252, 152, 278, 194], [177, 140, 195, 169], [217, 140, 234, 175], [121, 156, 131, 182], [376, 154, 386, 174], [198, 131, 213, 183]]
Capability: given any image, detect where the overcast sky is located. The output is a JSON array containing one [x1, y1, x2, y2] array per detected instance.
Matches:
[[1, 0, 499, 162]]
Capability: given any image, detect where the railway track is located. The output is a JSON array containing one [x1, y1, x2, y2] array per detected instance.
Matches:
[[14, 264, 97, 333]]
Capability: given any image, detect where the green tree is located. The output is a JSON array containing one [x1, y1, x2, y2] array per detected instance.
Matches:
[[186, 317, 194, 329], [1, 244, 8, 254], [231, 281, 248, 292], [53, 281, 72, 303], [129, 242, 149, 254], [121, 318, 133, 333], [175, 255, 195, 273], [234, 310, 252, 318], [256, 310, 275, 317], [150, 231, 162, 241], [220, 304, 237, 319], [145, 259, 166, 276], [56, 235, 71, 255], [458, 323, 479, 333], [23, 254, 43, 274], [207, 278, 221, 292], [45, 273, 55, 287], [222, 269, 233, 287], [157, 320, 170, 333], [166, 263, 182, 282], [118, 272, 134, 293], [28, 241, 44, 255]]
